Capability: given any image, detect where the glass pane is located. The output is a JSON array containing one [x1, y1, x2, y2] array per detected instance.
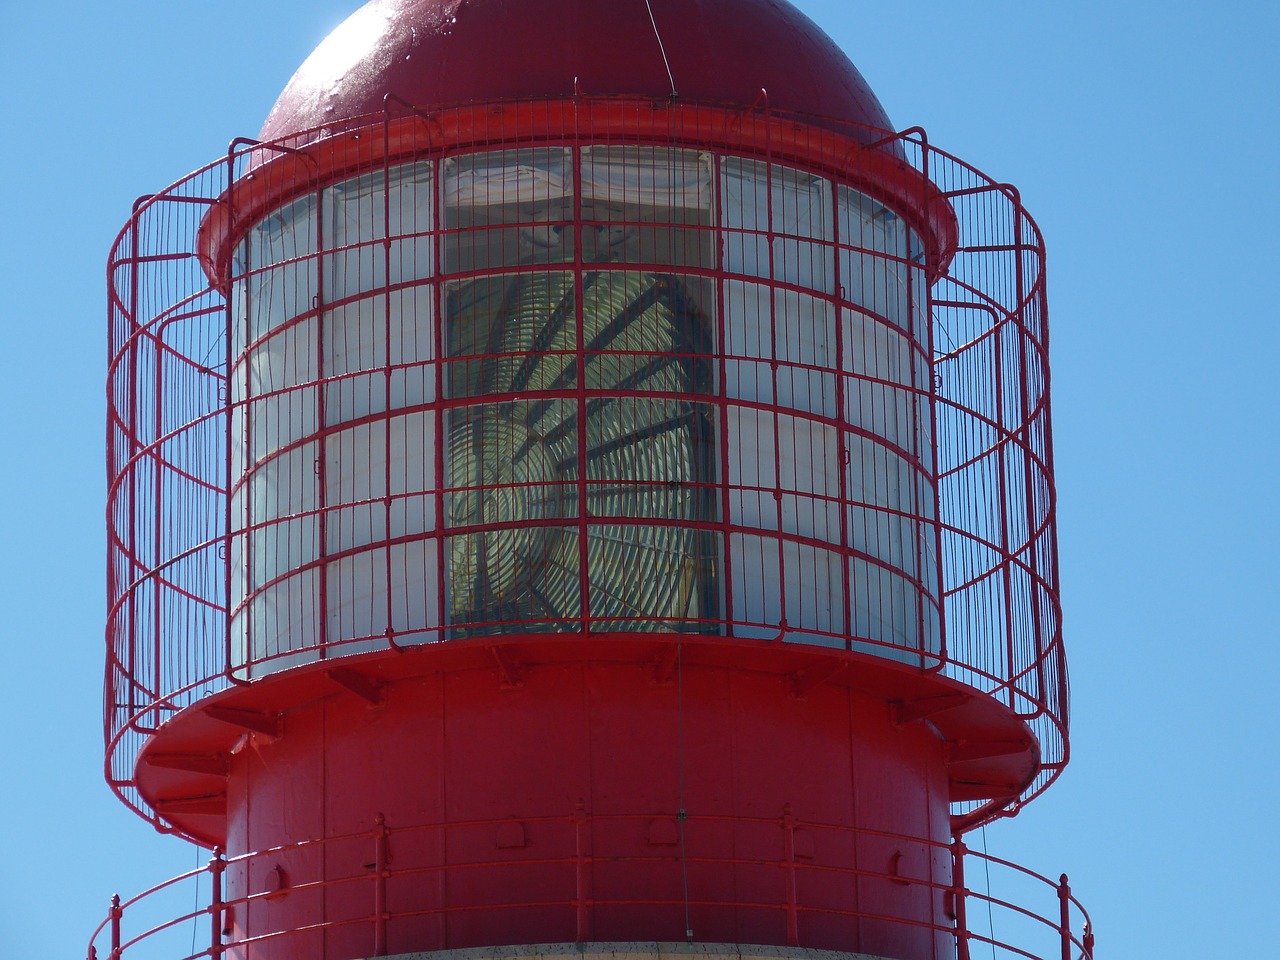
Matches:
[[587, 525, 718, 631], [581, 145, 714, 268], [447, 270, 577, 399], [442, 148, 575, 272], [721, 158, 833, 292]]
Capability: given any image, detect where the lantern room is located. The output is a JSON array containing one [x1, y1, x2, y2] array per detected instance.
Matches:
[[219, 137, 942, 676]]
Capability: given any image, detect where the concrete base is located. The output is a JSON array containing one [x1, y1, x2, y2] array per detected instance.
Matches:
[[377, 944, 893, 960]]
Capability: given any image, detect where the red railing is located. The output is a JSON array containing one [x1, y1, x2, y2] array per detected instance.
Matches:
[[106, 96, 1063, 832], [87, 813, 1091, 960]]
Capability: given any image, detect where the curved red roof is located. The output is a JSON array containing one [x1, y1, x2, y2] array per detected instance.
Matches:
[[260, 0, 894, 142]]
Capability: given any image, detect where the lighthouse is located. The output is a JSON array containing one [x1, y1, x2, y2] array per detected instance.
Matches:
[[96, 2, 1090, 959]]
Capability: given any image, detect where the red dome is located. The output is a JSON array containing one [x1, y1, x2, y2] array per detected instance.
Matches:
[[260, 0, 894, 142]]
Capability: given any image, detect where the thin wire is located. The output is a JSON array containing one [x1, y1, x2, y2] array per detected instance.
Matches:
[[677, 640, 693, 942], [643, 0, 678, 98], [981, 823, 997, 960], [190, 844, 202, 958]]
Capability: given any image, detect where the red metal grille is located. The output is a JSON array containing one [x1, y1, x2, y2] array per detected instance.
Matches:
[[106, 97, 1062, 830]]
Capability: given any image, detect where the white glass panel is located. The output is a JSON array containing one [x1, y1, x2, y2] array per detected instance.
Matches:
[[581, 147, 712, 208], [236, 194, 319, 346], [838, 186, 915, 331], [721, 158, 833, 292], [727, 407, 840, 542], [729, 532, 782, 639], [325, 421, 387, 555], [243, 568, 321, 677], [722, 280, 773, 405], [390, 539, 441, 644], [232, 160, 440, 673], [850, 562, 927, 664], [442, 148, 576, 272], [723, 281, 837, 416], [326, 549, 387, 656], [242, 327, 319, 463], [843, 310, 921, 452], [324, 288, 437, 422], [580, 146, 715, 268], [386, 410, 440, 539], [325, 162, 434, 302], [443, 148, 572, 207], [728, 533, 844, 643], [782, 540, 845, 645]]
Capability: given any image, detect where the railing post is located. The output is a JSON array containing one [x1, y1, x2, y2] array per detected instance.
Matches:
[[108, 894, 122, 960], [1083, 920, 1095, 959], [1058, 873, 1072, 960], [574, 800, 590, 942], [209, 850, 225, 960], [782, 803, 799, 946], [950, 840, 971, 960], [374, 813, 389, 956]]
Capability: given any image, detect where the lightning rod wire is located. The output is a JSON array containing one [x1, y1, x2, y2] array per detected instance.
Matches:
[[981, 822, 997, 960], [643, 0, 678, 98]]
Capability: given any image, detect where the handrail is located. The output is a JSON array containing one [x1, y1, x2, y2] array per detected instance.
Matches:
[[87, 811, 1091, 960]]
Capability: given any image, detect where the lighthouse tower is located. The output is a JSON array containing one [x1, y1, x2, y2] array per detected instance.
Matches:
[[96, 3, 1090, 960]]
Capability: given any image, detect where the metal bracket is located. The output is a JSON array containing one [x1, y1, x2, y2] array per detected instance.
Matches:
[[142, 752, 230, 776], [152, 793, 228, 817], [326, 667, 383, 705], [489, 646, 524, 688], [946, 740, 1028, 764], [205, 706, 282, 738], [652, 643, 680, 683], [891, 693, 968, 725], [790, 660, 849, 699]]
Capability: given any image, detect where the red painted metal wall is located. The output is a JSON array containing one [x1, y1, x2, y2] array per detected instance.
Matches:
[[217, 646, 953, 956]]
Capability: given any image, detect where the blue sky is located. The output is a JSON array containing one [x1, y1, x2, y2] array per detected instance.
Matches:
[[1, 2, 1276, 958]]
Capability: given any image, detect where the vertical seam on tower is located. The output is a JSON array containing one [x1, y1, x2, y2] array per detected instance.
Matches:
[[677, 639, 693, 941]]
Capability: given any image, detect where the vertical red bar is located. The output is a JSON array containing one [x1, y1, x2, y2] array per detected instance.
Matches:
[[1011, 188, 1050, 714], [433, 148, 447, 638], [925, 140, 950, 671], [950, 840, 971, 960], [209, 852, 225, 960], [315, 179, 330, 661], [381, 105, 398, 653], [152, 267, 165, 730], [712, 153, 734, 636], [1058, 874, 1073, 960], [125, 208, 142, 723], [829, 171, 852, 651], [988, 189, 1017, 711], [572, 117, 590, 632], [224, 144, 244, 684], [108, 894, 122, 960]]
